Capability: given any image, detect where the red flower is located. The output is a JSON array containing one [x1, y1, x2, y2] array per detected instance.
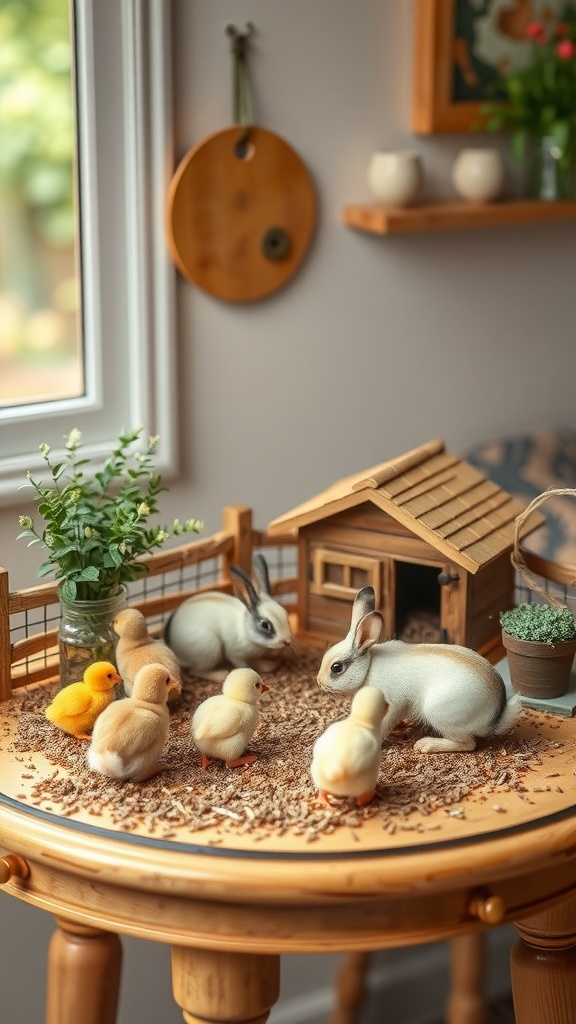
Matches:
[[556, 39, 576, 59], [526, 20, 546, 41]]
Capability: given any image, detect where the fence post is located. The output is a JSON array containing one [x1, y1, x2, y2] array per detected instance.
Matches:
[[0, 568, 12, 701], [222, 506, 254, 577]]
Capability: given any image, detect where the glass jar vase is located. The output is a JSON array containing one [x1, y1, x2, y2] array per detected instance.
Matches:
[[58, 586, 127, 688], [526, 135, 575, 201]]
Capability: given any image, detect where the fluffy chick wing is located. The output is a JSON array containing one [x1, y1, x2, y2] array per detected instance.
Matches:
[[93, 703, 163, 760], [119, 643, 181, 695], [313, 723, 377, 783], [46, 683, 96, 723], [193, 698, 248, 741]]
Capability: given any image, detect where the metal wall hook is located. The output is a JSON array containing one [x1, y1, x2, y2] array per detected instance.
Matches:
[[225, 22, 255, 56], [225, 23, 255, 141]]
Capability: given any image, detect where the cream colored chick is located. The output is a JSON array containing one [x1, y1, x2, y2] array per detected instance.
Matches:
[[191, 667, 269, 768], [45, 661, 123, 740], [87, 663, 179, 782], [311, 686, 388, 807], [114, 608, 182, 698]]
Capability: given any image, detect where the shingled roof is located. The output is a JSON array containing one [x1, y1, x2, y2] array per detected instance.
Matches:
[[267, 439, 541, 574]]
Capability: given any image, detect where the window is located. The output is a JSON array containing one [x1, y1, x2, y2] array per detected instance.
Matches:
[[0, 0, 177, 500], [0, 0, 83, 409], [310, 547, 382, 603]]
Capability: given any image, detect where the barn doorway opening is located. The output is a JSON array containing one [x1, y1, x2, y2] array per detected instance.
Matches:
[[394, 561, 441, 643]]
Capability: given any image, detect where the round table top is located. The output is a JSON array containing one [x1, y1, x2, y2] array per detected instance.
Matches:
[[2, 681, 576, 902]]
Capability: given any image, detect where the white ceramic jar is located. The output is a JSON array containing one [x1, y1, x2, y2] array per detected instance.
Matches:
[[451, 148, 506, 203], [367, 150, 423, 207]]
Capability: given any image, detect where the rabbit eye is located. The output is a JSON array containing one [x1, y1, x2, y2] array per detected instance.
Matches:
[[259, 618, 274, 634], [331, 661, 345, 676]]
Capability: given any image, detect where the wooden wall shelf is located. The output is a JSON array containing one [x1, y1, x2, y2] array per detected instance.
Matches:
[[342, 199, 576, 236]]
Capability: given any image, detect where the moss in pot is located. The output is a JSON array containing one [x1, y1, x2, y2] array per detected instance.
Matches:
[[500, 603, 576, 699]]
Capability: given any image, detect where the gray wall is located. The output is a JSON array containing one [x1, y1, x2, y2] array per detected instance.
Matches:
[[0, 1, 573, 1020]]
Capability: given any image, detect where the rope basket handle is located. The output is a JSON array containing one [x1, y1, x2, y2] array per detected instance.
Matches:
[[512, 487, 576, 609]]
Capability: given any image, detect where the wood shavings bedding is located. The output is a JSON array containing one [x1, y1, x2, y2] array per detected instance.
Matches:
[[9, 647, 554, 842]]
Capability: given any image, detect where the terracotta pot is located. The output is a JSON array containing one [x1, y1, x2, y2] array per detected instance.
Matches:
[[502, 629, 576, 699]]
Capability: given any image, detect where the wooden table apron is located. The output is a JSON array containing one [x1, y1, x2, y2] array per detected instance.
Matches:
[[2, 796, 576, 953]]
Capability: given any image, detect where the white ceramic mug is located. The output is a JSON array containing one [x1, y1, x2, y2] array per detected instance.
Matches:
[[367, 150, 423, 207], [451, 148, 506, 203]]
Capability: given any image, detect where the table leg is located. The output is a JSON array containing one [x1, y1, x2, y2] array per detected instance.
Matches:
[[46, 917, 122, 1024], [512, 894, 576, 1024], [445, 934, 486, 1024], [329, 952, 370, 1024], [171, 947, 280, 1024]]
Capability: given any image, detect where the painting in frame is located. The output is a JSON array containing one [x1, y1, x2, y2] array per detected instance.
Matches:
[[411, 0, 575, 134]]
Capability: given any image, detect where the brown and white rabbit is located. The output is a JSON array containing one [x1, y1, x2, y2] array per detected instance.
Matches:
[[316, 587, 521, 753], [164, 554, 292, 682]]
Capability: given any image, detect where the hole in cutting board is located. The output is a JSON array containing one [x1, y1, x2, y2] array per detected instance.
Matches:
[[234, 138, 254, 160]]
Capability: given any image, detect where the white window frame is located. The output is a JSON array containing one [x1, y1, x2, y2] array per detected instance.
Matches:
[[0, 0, 177, 500]]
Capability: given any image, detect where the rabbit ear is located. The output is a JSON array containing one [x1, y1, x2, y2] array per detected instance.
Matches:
[[350, 587, 376, 631], [230, 565, 260, 612], [354, 611, 383, 654], [252, 553, 271, 595]]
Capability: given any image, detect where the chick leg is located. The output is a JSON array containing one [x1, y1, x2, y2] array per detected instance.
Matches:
[[226, 754, 257, 768], [355, 789, 376, 807], [317, 789, 336, 807], [74, 733, 92, 741]]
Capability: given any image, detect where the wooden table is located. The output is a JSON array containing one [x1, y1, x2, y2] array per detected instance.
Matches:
[[2, 688, 576, 1024]]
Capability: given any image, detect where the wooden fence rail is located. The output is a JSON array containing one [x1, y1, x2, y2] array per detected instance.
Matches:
[[0, 506, 297, 702]]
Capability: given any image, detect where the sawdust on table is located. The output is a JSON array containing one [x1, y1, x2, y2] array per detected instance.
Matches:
[[7, 641, 561, 843]]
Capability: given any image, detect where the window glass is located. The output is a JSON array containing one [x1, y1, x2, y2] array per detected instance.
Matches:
[[0, 0, 83, 408], [0, 0, 177, 499]]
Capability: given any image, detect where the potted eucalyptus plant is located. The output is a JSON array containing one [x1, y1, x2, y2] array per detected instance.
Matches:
[[17, 427, 202, 687]]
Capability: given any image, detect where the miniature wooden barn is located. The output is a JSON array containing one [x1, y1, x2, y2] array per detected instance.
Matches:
[[267, 439, 539, 660]]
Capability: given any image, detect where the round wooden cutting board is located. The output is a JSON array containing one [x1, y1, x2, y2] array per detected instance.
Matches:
[[166, 125, 316, 302]]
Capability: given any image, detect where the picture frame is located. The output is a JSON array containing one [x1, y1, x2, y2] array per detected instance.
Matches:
[[411, 0, 572, 134], [411, 0, 481, 133]]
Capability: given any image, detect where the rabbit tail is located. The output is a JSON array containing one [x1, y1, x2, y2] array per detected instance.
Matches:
[[492, 693, 522, 736]]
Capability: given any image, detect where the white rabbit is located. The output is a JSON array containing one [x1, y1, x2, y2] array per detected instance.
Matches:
[[164, 554, 292, 682], [316, 587, 521, 753]]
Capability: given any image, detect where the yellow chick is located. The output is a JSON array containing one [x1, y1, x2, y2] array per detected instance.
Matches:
[[191, 667, 269, 769], [45, 661, 123, 740], [87, 663, 179, 782], [113, 608, 182, 698], [311, 686, 388, 807]]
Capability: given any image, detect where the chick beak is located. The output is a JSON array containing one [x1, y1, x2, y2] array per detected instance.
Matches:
[[112, 672, 123, 684], [168, 676, 182, 696], [261, 682, 270, 693]]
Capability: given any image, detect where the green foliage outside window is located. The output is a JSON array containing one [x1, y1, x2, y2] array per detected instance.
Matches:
[[0, 0, 75, 246]]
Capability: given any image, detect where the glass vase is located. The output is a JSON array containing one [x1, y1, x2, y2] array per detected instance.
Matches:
[[525, 135, 576, 201], [58, 586, 127, 688]]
